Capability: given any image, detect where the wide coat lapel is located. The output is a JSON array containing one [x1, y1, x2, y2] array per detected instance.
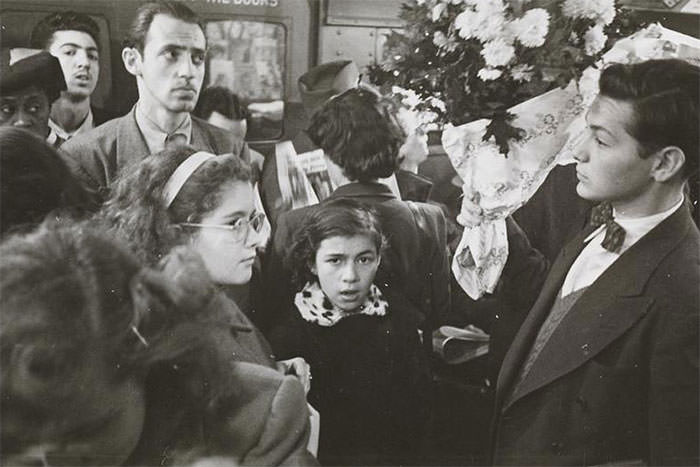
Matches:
[[115, 106, 150, 172], [498, 206, 692, 411], [495, 225, 592, 408]]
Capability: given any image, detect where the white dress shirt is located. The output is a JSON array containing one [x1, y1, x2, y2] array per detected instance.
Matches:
[[46, 109, 94, 145], [134, 102, 192, 154], [561, 197, 684, 296]]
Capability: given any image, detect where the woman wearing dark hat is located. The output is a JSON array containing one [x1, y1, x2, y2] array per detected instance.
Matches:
[[0, 48, 66, 140]]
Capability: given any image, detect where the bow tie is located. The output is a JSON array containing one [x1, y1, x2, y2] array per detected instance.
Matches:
[[589, 202, 625, 253]]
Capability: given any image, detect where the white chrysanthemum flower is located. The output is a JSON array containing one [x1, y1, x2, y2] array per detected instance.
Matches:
[[392, 86, 422, 108], [481, 38, 516, 67], [510, 8, 550, 48], [584, 24, 607, 55], [562, 0, 616, 25], [455, 2, 506, 42], [477, 67, 503, 81], [432, 2, 447, 22], [433, 30, 448, 48], [455, 10, 479, 39], [510, 64, 534, 82]]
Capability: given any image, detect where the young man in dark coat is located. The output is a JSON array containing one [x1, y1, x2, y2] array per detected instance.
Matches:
[[491, 59, 699, 466]]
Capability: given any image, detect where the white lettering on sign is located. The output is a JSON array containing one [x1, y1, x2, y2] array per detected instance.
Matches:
[[204, 0, 279, 6]]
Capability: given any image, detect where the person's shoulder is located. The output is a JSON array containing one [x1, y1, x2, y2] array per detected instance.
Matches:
[[217, 362, 316, 465], [62, 115, 123, 154], [191, 114, 241, 153]]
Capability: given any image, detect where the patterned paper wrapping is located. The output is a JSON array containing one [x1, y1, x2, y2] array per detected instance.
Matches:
[[445, 24, 700, 300]]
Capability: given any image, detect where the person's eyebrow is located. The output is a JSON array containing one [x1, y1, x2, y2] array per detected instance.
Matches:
[[221, 210, 248, 221], [356, 249, 376, 256], [59, 42, 99, 53]]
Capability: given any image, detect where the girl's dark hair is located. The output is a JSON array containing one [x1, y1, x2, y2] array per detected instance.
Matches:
[[99, 145, 251, 265], [0, 127, 91, 237], [0, 222, 226, 456], [306, 87, 405, 182], [285, 198, 386, 289]]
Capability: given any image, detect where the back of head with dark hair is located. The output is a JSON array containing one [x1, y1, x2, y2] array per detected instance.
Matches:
[[0, 127, 91, 237], [306, 87, 405, 182], [123, 1, 204, 52], [30, 11, 101, 50], [598, 58, 699, 182], [99, 145, 251, 265], [0, 222, 223, 459], [285, 198, 386, 289], [194, 86, 248, 121]]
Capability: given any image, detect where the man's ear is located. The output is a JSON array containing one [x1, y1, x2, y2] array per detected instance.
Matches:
[[121, 47, 142, 77], [651, 146, 686, 182], [309, 260, 317, 276]]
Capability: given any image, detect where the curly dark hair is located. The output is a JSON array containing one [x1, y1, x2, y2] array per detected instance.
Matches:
[[0, 127, 91, 237], [31, 11, 101, 50], [285, 198, 387, 290], [306, 87, 405, 182], [0, 221, 228, 459], [98, 145, 251, 265]]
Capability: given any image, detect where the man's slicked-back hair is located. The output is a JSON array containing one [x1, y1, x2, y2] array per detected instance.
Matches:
[[122, 1, 204, 52], [598, 59, 699, 181], [30, 11, 101, 50]]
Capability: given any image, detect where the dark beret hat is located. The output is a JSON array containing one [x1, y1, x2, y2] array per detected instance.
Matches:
[[298, 60, 359, 115], [0, 48, 66, 103]]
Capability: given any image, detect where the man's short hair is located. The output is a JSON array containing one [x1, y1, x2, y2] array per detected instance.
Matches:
[[599, 59, 699, 181], [30, 11, 100, 50], [122, 1, 204, 52], [194, 86, 247, 121]]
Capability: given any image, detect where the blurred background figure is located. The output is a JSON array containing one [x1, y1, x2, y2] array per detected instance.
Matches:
[[195, 86, 265, 181], [0, 127, 90, 237], [31, 11, 114, 146], [0, 222, 316, 466], [0, 48, 66, 140]]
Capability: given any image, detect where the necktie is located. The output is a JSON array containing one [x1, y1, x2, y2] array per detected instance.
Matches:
[[165, 133, 187, 148], [589, 202, 625, 253]]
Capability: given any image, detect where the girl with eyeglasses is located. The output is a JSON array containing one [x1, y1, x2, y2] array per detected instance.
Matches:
[[99, 145, 311, 389]]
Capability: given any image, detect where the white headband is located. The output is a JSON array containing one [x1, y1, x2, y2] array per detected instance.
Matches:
[[162, 151, 216, 208]]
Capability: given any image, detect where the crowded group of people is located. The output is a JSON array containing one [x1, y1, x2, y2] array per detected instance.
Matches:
[[1, 1, 698, 466]]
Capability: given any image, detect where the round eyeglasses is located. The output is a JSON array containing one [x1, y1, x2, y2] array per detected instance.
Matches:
[[180, 211, 267, 242]]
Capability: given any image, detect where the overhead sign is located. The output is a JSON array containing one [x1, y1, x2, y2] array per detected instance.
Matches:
[[200, 0, 280, 6]]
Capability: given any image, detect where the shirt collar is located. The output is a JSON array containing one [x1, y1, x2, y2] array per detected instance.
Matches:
[[134, 102, 192, 154], [584, 196, 685, 246], [47, 108, 94, 142]]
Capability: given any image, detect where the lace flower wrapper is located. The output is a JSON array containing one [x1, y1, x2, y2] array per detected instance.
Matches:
[[444, 81, 585, 299]]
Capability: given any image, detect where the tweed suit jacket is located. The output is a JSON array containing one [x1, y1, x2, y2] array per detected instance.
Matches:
[[60, 106, 248, 202]]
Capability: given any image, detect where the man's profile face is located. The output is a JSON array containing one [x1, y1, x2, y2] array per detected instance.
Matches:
[[575, 96, 655, 208], [48, 30, 100, 100], [137, 14, 206, 114], [0, 86, 51, 137]]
